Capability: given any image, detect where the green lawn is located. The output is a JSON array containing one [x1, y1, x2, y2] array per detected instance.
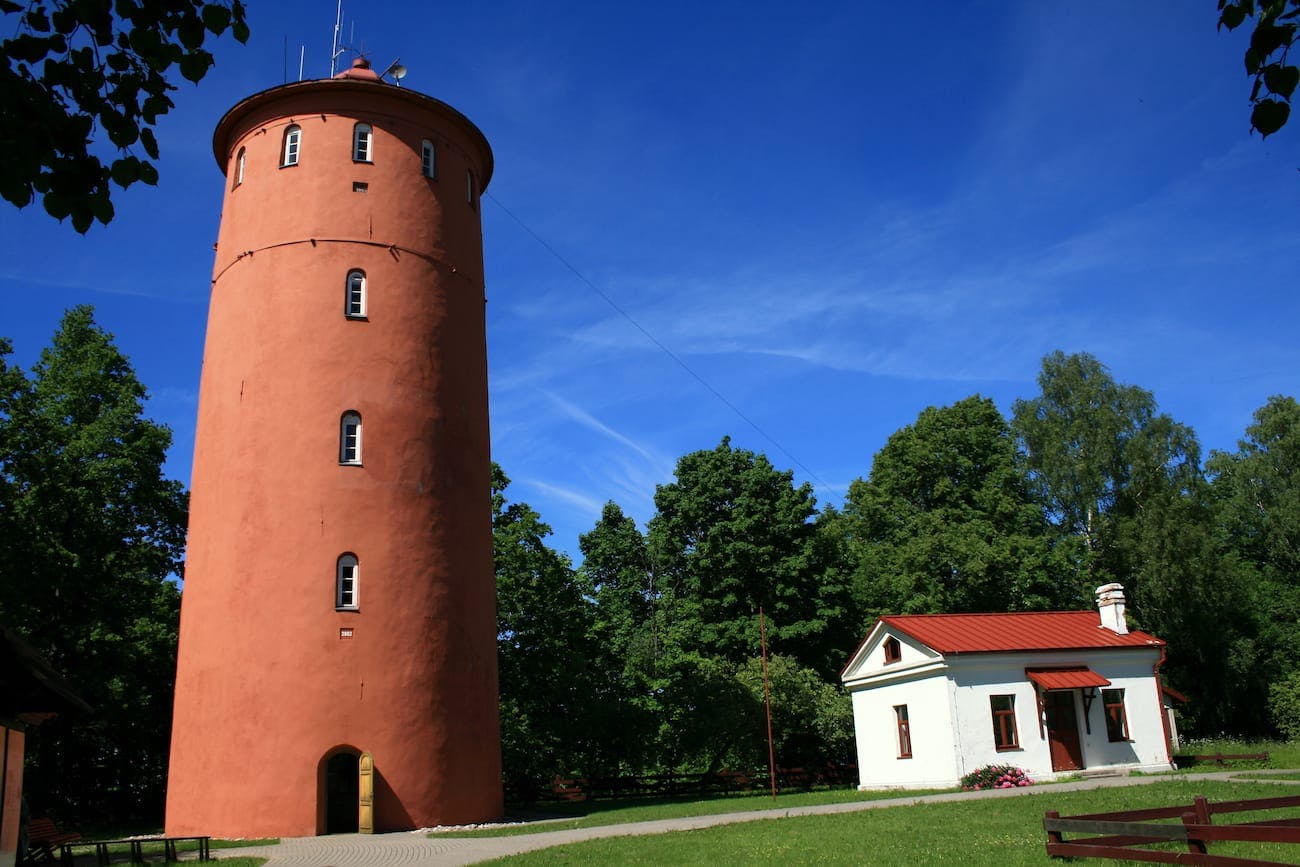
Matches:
[[435, 786, 955, 838], [483, 779, 1300, 865]]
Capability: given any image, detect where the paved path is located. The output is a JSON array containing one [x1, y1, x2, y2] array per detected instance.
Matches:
[[218, 770, 1300, 866]]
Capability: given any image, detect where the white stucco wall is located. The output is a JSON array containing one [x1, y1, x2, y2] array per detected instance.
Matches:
[[849, 671, 958, 789], [947, 649, 1170, 782], [843, 634, 1173, 789]]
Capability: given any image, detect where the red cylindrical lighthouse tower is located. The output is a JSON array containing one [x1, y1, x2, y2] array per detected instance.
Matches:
[[166, 59, 501, 837]]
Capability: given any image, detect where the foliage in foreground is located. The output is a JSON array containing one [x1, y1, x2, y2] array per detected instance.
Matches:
[[0, 0, 249, 231], [1218, 0, 1300, 137], [483, 779, 1300, 865]]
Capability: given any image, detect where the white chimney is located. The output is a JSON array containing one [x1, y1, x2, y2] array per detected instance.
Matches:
[[1096, 583, 1128, 634]]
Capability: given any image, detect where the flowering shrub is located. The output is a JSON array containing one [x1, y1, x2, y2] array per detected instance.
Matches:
[[960, 764, 1033, 790]]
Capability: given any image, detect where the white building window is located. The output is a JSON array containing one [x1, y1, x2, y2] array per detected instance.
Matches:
[[282, 125, 301, 167], [345, 270, 366, 318], [990, 695, 1020, 751], [1103, 689, 1130, 742], [421, 139, 435, 179], [353, 123, 373, 163], [336, 554, 359, 610], [233, 147, 245, 188], [340, 411, 362, 465], [894, 704, 912, 758]]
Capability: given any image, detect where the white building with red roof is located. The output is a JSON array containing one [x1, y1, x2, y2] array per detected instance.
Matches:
[[840, 584, 1176, 789]]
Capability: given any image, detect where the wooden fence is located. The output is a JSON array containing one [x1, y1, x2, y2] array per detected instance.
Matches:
[[1044, 793, 1300, 865], [1172, 753, 1271, 769]]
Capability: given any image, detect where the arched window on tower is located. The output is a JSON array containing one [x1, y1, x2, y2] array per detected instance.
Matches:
[[340, 411, 362, 465], [353, 123, 373, 163], [421, 139, 436, 179], [233, 147, 246, 189], [345, 270, 366, 319], [282, 124, 301, 167], [336, 554, 359, 610]]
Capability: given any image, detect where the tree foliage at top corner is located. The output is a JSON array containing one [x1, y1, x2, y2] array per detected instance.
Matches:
[[0, 0, 249, 233], [1219, 0, 1300, 137]]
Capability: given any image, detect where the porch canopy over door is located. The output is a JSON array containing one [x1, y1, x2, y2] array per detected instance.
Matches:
[[1025, 667, 1111, 690]]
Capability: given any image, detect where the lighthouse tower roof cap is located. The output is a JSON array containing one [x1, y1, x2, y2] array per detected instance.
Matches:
[[333, 56, 382, 81]]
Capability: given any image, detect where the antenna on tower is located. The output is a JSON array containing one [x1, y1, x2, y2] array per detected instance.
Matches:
[[329, 0, 345, 77], [298, 44, 306, 81]]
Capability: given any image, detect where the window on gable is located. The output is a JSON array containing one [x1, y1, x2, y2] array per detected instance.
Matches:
[[990, 694, 1020, 750], [884, 636, 901, 664], [233, 147, 246, 189], [421, 139, 436, 179], [1103, 689, 1129, 742], [282, 125, 301, 167], [345, 270, 366, 319], [337, 554, 359, 610], [894, 704, 912, 758], [340, 411, 362, 465], [353, 123, 373, 163]]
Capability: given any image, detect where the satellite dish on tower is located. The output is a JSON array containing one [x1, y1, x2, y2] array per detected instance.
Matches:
[[382, 59, 408, 85]]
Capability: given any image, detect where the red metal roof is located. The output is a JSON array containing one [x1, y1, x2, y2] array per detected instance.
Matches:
[[1026, 667, 1111, 690], [879, 611, 1164, 654]]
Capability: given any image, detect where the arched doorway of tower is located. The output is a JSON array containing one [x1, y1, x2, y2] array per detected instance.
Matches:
[[318, 747, 374, 834]]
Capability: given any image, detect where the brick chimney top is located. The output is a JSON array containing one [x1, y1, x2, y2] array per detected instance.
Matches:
[[1096, 583, 1128, 635]]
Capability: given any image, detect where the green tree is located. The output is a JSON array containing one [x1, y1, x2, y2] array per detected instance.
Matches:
[[1012, 351, 1255, 733], [1218, 0, 1300, 137], [0, 306, 188, 822], [1011, 351, 1202, 595], [0, 0, 249, 231], [647, 437, 851, 678], [1207, 395, 1300, 732], [843, 395, 1065, 621], [576, 502, 657, 775], [493, 465, 597, 784], [734, 654, 853, 770]]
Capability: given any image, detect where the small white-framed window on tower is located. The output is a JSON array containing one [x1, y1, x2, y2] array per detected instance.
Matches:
[[421, 139, 436, 179], [345, 269, 366, 319], [340, 411, 362, 465], [353, 123, 373, 163], [336, 554, 359, 610], [282, 124, 301, 167], [233, 147, 246, 189]]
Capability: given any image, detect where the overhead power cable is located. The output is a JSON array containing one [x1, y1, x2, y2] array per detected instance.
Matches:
[[486, 192, 831, 495]]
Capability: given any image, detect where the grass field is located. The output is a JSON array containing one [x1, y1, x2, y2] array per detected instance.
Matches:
[[438, 741, 1298, 841], [436, 786, 954, 838], [482, 779, 1300, 865]]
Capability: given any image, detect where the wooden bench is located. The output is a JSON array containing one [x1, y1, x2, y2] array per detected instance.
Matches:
[[23, 818, 80, 863], [57, 834, 212, 865]]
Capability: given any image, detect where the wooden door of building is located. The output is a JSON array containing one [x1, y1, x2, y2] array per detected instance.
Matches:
[[358, 752, 374, 834], [1045, 691, 1084, 772]]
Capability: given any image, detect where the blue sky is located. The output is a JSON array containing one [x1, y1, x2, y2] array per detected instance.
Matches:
[[2, 2, 1297, 558]]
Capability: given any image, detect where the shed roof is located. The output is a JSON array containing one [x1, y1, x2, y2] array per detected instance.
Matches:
[[880, 611, 1164, 654]]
